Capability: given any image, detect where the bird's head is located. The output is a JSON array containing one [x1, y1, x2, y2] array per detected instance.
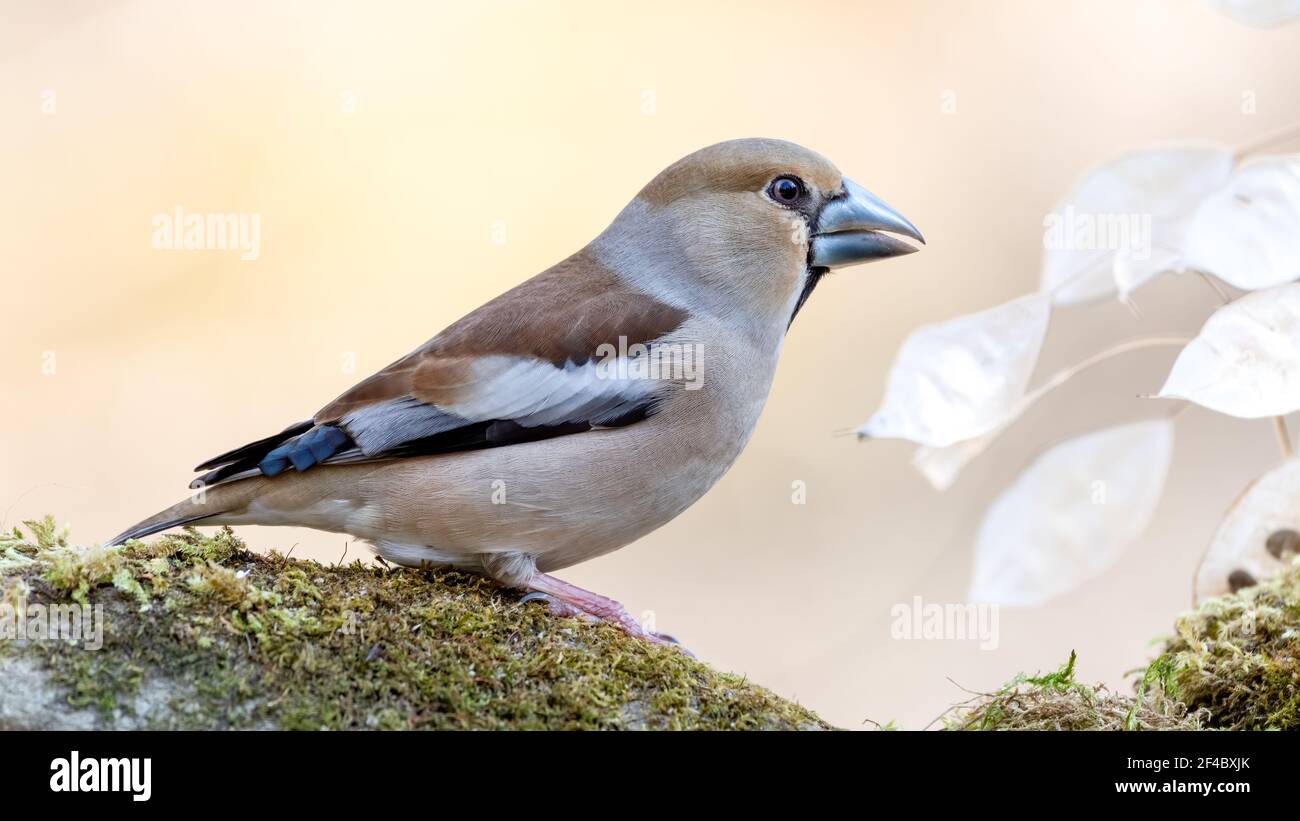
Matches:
[[594, 137, 923, 330]]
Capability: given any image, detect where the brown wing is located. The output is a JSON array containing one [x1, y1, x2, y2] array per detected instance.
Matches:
[[192, 250, 687, 487], [315, 249, 686, 421]]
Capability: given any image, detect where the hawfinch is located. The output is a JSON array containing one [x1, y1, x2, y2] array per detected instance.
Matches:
[[110, 138, 922, 643]]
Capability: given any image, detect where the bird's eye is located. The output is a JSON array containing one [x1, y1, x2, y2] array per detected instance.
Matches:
[[767, 176, 804, 204]]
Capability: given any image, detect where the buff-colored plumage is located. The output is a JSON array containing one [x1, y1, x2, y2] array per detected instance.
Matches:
[[111, 138, 922, 641]]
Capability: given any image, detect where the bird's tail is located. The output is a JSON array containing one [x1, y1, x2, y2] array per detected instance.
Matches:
[[105, 479, 267, 547]]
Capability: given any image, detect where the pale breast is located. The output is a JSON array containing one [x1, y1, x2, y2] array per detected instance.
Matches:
[[354, 318, 782, 572]]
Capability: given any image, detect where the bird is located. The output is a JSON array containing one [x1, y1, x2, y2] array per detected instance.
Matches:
[[108, 138, 923, 644]]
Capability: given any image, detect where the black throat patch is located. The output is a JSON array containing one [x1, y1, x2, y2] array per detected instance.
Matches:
[[787, 266, 827, 329]]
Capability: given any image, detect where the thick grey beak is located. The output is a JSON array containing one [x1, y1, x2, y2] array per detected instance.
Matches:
[[811, 178, 924, 268]]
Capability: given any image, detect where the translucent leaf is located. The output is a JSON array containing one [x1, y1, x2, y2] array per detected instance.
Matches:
[[1114, 246, 1182, 304], [912, 410, 1029, 491], [968, 420, 1175, 607], [1195, 458, 1300, 604], [1182, 156, 1300, 291], [913, 435, 997, 492], [1039, 146, 1233, 305], [1209, 0, 1300, 28], [1157, 283, 1300, 418], [858, 293, 1051, 448]]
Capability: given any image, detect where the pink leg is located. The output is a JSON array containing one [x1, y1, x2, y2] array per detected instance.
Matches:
[[520, 573, 687, 652]]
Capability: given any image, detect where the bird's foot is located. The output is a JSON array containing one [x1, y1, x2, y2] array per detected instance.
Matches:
[[518, 574, 691, 656]]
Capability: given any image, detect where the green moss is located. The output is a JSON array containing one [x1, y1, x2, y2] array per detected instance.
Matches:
[[1147, 557, 1300, 730], [948, 560, 1300, 731], [0, 522, 830, 730], [0, 530, 38, 573], [43, 544, 131, 606], [944, 650, 1205, 731]]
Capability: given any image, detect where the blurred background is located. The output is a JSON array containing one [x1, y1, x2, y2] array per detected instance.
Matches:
[[4, 0, 1300, 729]]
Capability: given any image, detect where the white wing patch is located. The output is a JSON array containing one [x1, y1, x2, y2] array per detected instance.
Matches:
[[342, 354, 664, 456]]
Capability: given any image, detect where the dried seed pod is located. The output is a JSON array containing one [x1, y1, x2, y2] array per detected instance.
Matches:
[[1265, 528, 1300, 560], [1227, 568, 1258, 593], [1195, 460, 1300, 604]]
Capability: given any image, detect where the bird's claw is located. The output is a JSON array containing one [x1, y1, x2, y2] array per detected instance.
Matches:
[[652, 633, 695, 658], [516, 589, 692, 656], [519, 590, 592, 621]]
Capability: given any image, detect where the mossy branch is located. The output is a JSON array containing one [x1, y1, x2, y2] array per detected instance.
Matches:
[[11, 515, 1300, 731], [946, 558, 1300, 731], [0, 518, 829, 731]]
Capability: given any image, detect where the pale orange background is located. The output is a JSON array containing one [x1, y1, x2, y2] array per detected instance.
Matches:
[[4, 0, 1300, 729]]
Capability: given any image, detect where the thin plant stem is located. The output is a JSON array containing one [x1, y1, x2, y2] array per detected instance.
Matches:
[[1235, 122, 1300, 160], [1024, 335, 1192, 404], [1193, 270, 1232, 305], [922, 335, 1192, 473], [1274, 416, 1294, 460]]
